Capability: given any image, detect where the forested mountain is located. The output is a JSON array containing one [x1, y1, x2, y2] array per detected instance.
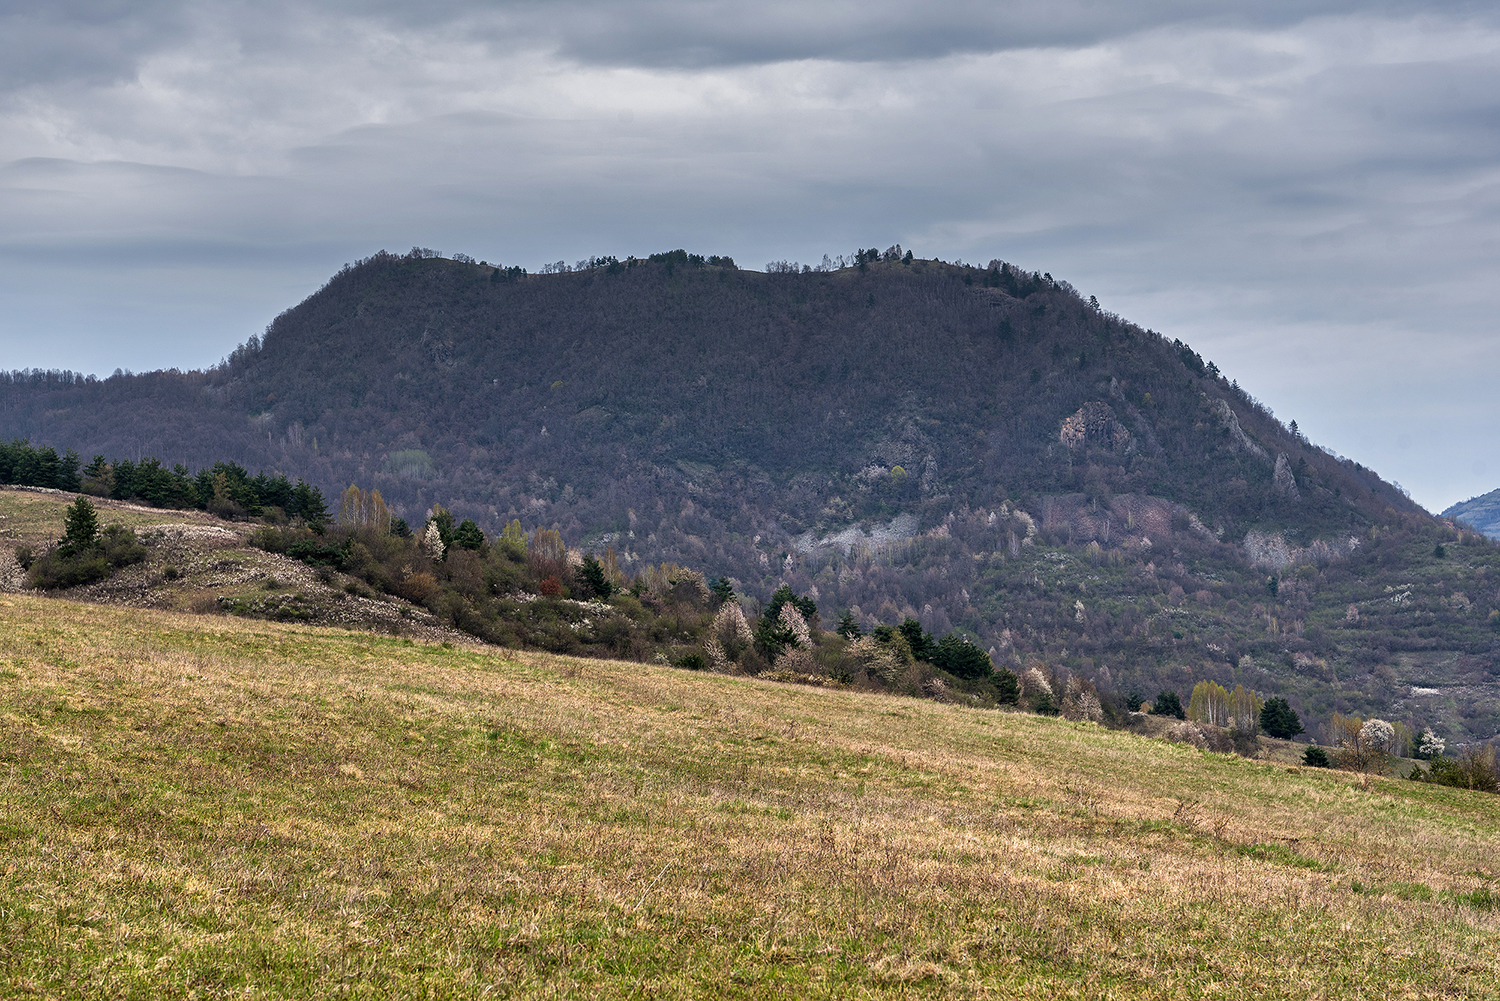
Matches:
[[4, 248, 1497, 741], [1445, 489, 1500, 541]]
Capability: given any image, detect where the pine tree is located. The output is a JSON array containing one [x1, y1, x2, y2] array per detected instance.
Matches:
[[452, 519, 486, 551], [1259, 697, 1304, 739], [836, 609, 863, 639], [58, 496, 100, 558], [1153, 690, 1186, 720]]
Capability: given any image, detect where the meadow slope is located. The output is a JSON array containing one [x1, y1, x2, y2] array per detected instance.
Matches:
[[1, 597, 1497, 999]]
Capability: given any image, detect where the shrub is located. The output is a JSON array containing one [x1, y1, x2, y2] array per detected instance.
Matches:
[[100, 524, 147, 567], [24, 519, 144, 590], [1419, 747, 1499, 793], [1303, 746, 1331, 768], [25, 549, 110, 590]]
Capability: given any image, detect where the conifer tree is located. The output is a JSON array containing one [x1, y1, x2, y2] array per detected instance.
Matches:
[[58, 496, 100, 558]]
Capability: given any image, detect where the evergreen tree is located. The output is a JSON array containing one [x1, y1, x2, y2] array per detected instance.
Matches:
[[836, 609, 863, 639], [578, 555, 613, 600], [1260, 697, 1305, 739], [58, 496, 100, 558], [993, 668, 1021, 704], [427, 505, 456, 549], [897, 617, 933, 662], [1153, 690, 1186, 719], [452, 519, 486, 551], [931, 633, 992, 679]]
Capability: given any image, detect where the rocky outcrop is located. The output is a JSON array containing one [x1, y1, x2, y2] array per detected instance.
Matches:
[[1273, 453, 1300, 501], [1212, 398, 1268, 462], [1060, 402, 1131, 452], [1244, 529, 1360, 571]]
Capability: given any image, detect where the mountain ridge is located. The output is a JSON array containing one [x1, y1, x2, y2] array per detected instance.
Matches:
[[1444, 488, 1500, 541], [3, 249, 1496, 741]]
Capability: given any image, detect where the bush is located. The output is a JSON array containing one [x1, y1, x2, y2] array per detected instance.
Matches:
[[100, 525, 147, 567], [1417, 748, 1499, 793], [1303, 746, 1331, 768], [25, 549, 110, 590], [24, 521, 145, 590]]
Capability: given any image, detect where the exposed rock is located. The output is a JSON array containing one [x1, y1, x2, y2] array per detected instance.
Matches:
[[1243, 529, 1360, 571], [1212, 398, 1268, 462], [1059, 402, 1131, 452], [1273, 453, 1301, 501]]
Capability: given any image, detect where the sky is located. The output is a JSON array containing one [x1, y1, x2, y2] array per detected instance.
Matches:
[[0, 1, 1497, 514]]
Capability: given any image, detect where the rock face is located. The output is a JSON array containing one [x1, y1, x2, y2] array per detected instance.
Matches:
[[1443, 488, 1500, 540], [1212, 398, 1268, 461], [1059, 402, 1131, 452], [1273, 453, 1300, 502]]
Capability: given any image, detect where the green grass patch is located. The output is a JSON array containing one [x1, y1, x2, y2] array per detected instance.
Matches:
[[1, 595, 1499, 998]]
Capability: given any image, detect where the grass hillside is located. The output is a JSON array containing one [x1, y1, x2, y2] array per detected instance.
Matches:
[[1, 598, 1496, 998], [0, 487, 465, 642]]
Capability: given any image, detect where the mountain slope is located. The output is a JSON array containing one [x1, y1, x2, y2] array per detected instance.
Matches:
[[3, 251, 1496, 741], [1445, 488, 1500, 541]]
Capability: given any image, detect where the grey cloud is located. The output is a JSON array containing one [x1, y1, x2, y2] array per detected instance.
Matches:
[[1, 6, 1499, 509], [0, 1, 191, 89], [3, 0, 1497, 96], [506, 0, 1499, 68]]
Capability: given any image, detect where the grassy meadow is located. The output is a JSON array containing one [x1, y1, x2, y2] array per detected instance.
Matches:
[[1, 596, 1497, 999]]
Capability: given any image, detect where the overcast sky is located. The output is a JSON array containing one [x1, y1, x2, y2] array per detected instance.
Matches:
[[1, 1, 1497, 513]]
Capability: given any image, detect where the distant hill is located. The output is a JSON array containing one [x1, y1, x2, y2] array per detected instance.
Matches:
[[1444, 489, 1500, 541], [3, 249, 1497, 741]]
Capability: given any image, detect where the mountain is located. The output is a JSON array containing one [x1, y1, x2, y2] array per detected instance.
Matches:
[[1444, 489, 1500, 541], [3, 249, 1497, 741]]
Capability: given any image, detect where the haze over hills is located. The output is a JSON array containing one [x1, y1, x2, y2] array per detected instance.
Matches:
[[1444, 489, 1500, 542], [3, 249, 1497, 740]]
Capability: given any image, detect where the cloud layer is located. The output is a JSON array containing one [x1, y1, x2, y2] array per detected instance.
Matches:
[[1, 1, 1498, 511]]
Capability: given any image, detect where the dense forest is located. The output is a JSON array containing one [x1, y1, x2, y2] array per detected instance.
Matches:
[[3, 248, 1497, 741]]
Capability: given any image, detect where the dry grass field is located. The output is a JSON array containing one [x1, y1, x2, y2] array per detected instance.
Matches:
[[1, 595, 1497, 999]]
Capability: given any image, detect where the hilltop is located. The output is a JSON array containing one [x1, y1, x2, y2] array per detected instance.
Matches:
[[2, 597, 1497, 998], [1445, 488, 1500, 541], [2, 250, 1497, 742]]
